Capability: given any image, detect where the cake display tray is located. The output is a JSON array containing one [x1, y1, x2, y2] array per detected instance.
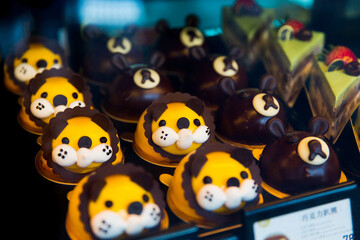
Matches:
[[1, 0, 360, 239]]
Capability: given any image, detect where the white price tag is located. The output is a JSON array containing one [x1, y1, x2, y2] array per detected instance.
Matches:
[[253, 199, 354, 240]]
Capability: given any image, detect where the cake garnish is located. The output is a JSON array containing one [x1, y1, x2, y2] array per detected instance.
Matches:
[[277, 19, 312, 41], [233, 0, 263, 16], [320, 46, 359, 76]]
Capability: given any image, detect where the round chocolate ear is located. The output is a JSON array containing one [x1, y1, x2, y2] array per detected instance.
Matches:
[[189, 46, 207, 60], [219, 77, 236, 96], [266, 118, 286, 139], [149, 51, 166, 69], [309, 116, 329, 136], [229, 45, 245, 60], [156, 19, 169, 33], [82, 25, 105, 40], [259, 75, 277, 94], [186, 14, 199, 27], [111, 53, 129, 71]]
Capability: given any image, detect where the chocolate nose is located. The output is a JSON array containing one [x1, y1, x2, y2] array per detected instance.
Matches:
[[127, 201, 143, 215], [36, 59, 47, 69], [53, 94, 67, 107], [177, 117, 190, 129]]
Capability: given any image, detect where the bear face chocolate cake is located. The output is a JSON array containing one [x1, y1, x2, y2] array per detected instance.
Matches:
[[101, 51, 174, 123], [259, 117, 342, 196], [307, 45, 360, 142], [81, 24, 145, 87], [216, 75, 287, 149], [19, 68, 93, 134], [185, 45, 248, 110], [167, 142, 262, 228], [154, 14, 206, 74], [66, 163, 168, 239], [222, 0, 274, 69], [4, 36, 66, 95], [133, 92, 215, 167], [36, 107, 123, 184], [263, 19, 325, 107]]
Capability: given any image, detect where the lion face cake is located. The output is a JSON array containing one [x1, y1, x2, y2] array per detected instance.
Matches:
[[19, 68, 93, 134], [101, 51, 174, 123], [4, 36, 66, 95], [167, 143, 262, 228], [37, 107, 123, 184], [66, 163, 167, 239], [216, 75, 287, 149], [259, 117, 342, 196], [133, 92, 215, 167]]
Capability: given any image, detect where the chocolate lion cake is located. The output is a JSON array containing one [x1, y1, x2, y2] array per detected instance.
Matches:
[[133, 92, 215, 167], [18, 68, 93, 134], [167, 142, 262, 228], [36, 107, 123, 184], [66, 163, 168, 239], [4, 36, 66, 95]]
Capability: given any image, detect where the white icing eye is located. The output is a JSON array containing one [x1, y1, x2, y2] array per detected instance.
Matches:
[[180, 26, 204, 48], [30, 98, 55, 119], [297, 136, 330, 165], [196, 184, 227, 211], [14, 63, 37, 82], [252, 93, 280, 117], [107, 37, 132, 54], [277, 25, 294, 41], [213, 56, 239, 77], [91, 210, 127, 239], [152, 126, 179, 147], [52, 144, 78, 167], [133, 68, 160, 89], [68, 100, 86, 109]]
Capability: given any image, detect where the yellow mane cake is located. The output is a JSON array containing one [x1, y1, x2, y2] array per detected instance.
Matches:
[[19, 68, 93, 134], [36, 107, 123, 184], [133, 92, 215, 167], [4, 36, 66, 95], [167, 142, 262, 228], [66, 163, 168, 239]]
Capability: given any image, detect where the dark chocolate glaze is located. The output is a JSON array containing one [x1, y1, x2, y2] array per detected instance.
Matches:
[[186, 57, 248, 110], [81, 26, 145, 86], [259, 131, 341, 195], [215, 89, 287, 145], [154, 16, 206, 73], [102, 66, 174, 122]]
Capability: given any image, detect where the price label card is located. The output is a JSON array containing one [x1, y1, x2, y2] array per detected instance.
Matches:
[[253, 199, 354, 240]]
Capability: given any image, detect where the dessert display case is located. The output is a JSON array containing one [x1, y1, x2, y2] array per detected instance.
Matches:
[[1, 0, 360, 239]]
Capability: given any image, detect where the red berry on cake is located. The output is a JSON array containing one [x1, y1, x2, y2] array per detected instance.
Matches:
[[278, 19, 312, 41], [325, 46, 358, 72]]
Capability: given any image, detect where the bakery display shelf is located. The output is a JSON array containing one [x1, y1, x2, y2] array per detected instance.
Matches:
[[1, 0, 360, 239]]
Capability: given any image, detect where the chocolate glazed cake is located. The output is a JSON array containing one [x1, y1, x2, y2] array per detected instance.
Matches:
[[216, 75, 287, 148], [259, 117, 341, 195]]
